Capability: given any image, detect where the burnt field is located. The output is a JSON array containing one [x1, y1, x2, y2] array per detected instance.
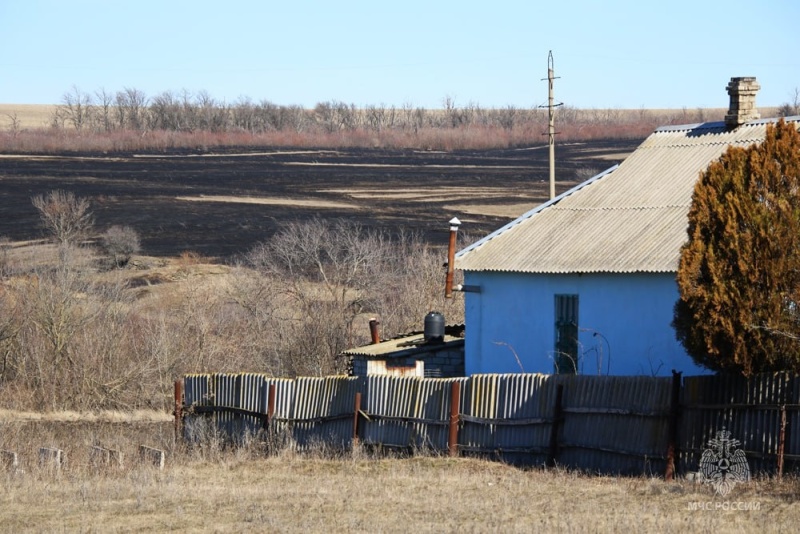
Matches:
[[0, 139, 638, 258]]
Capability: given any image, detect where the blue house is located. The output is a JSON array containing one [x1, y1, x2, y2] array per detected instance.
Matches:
[[455, 77, 800, 376]]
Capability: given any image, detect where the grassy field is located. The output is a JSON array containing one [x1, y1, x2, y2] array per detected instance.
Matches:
[[2, 450, 798, 532], [0, 104, 55, 129], [1, 417, 798, 532]]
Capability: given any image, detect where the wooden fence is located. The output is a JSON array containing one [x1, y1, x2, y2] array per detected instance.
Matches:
[[178, 372, 800, 477]]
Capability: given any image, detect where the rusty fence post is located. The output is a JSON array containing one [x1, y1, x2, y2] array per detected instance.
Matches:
[[665, 370, 682, 481], [448, 381, 461, 457], [777, 404, 787, 479], [265, 383, 276, 430], [547, 384, 564, 467], [174, 379, 183, 443], [353, 392, 362, 445]]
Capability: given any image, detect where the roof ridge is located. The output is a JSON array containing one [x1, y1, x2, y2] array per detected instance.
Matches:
[[556, 205, 689, 211]]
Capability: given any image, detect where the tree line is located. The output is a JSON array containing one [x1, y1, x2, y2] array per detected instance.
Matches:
[[45, 85, 734, 149], [2, 85, 796, 153]]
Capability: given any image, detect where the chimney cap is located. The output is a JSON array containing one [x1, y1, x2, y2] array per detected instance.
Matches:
[[726, 76, 760, 91]]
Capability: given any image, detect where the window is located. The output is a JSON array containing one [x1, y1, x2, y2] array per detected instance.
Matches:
[[555, 294, 579, 374]]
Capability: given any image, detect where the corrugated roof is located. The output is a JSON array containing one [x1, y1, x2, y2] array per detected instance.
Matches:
[[456, 118, 800, 274], [341, 334, 464, 358], [342, 325, 465, 358]]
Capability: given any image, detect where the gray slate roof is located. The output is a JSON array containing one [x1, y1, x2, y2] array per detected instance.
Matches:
[[456, 118, 800, 274], [341, 324, 465, 358]]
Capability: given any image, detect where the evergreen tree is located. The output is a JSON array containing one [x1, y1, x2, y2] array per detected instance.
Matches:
[[673, 120, 800, 375]]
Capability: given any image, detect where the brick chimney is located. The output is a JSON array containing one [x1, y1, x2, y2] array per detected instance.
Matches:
[[725, 77, 760, 128]]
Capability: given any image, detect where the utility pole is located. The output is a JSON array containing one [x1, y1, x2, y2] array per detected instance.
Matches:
[[541, 51, 561, 200]]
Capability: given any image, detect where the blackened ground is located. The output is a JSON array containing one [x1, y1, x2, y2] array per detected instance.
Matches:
[[0, 140, 639, 259]]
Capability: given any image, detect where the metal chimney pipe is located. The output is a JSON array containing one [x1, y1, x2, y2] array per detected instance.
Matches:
[[444, 217, 461, 298], [368, 318, 380, 344]]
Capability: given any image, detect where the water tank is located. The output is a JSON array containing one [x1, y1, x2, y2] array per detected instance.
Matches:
[[424, 311, 445, 343]]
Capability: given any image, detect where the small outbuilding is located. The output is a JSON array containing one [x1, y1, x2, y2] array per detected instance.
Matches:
[[345, 314, 465, 378]]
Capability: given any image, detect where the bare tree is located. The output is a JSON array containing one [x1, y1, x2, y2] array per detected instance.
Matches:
[[58, 85, 94, 131], [245, 218, 392, 374], [149, 90, 181, 130], [232, 96, 256, 132], [0, 279, 19, 384], [4, 112, 20, 137], [778, 87, 800, 117], [31, 190, 94, 246], [255, 100, 282, 131], [95, 88, 114, 132], [239, 219, 467, 376], [495, 105, 518, 130], [115, 87, 147, 130], [196, 90, 229, 132], [100, 225, 140, 267]]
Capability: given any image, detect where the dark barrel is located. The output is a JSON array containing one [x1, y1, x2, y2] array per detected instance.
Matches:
[[424, 311, 445, 343]]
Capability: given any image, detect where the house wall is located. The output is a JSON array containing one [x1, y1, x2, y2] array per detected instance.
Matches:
[[463, 271, 709, 376]]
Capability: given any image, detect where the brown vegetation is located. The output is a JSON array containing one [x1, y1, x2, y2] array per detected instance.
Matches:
[[0, 209, 465, 411], [674, 120, 800, 375], [2, 92, 776, 153], [1, 419, 797, 532]]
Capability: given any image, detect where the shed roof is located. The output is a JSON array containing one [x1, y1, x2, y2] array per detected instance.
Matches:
[[341, 324, 465, 358], [455, 118, 800, 274]]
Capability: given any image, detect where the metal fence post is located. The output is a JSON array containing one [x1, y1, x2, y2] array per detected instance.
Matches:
[[174, 379, 183, 443], [449, 381, 461, 457], [778, 404, 787, 478], [266, 383, 276, 430], [665, 370, 682, 481], [353, 392, 362, 445], [547, 384, 564, 467]]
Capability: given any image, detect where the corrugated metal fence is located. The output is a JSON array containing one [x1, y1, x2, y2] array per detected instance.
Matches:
[[179, 372, 800, 476]]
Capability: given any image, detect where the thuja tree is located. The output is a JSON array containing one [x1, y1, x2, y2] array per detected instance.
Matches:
[[673, 119, 800, 375]]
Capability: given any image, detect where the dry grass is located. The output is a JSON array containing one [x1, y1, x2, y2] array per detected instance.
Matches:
[[176, 195, 361, 210], [1, 418, 798, 533], [0, 104, 55, 129], [173, 189, 549, 219]]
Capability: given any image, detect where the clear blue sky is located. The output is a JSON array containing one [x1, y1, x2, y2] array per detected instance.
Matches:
[[1, 0, 797, 109]]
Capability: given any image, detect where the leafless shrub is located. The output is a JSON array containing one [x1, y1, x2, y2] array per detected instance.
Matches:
[[1, 216, 466, 409], [244, 218, 390, 375], [31, 190, 94, 246], [100, 225, 140, 268], [238, 220, 465, 376]]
